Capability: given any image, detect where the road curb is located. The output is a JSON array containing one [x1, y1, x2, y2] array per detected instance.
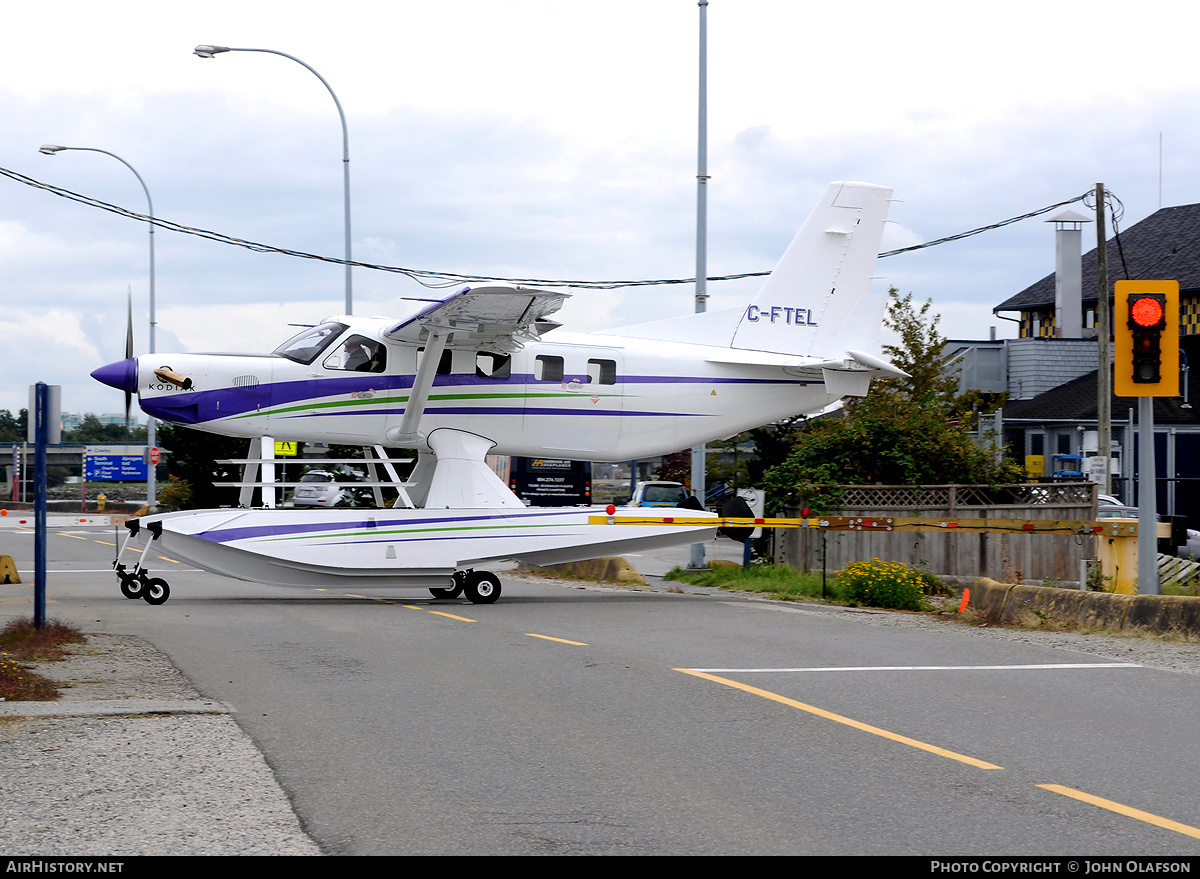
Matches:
[[0, 698, 231, 718], [970, 578, 1200, 636]]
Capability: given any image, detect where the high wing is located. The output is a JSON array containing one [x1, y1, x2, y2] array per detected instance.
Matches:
[[382, 284, 568, 351], [381, 284, 568, 446]]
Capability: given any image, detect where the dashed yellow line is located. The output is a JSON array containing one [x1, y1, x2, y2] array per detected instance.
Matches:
[[1038, 784, 1200, 840], [428, 610, 477, 622], [526, 633, 587, 646]]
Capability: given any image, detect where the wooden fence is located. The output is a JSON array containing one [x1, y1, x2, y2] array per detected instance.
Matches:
[[773, 483, 1098, 584]]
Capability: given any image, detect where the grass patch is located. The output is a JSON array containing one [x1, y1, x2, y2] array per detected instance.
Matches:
[[664, 563, 843, 602], [665, 560, 945, 613], [0, 617, 87, 701]]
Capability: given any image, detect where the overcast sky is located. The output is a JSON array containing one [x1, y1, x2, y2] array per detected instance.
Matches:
[[2, 0, 1197, 420]]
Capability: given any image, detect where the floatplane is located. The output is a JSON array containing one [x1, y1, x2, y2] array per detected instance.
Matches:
[[92, 181, 902, 604]]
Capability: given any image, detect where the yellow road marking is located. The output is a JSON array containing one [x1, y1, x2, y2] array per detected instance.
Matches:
[[429, 611, 477, 622], [526, 633, 588, 646], [61, 534, 88, 540], [676, 668, 1002, 770], [1038, 784, 1200, 840]]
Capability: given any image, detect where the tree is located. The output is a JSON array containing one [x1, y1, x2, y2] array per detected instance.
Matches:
[[761, 289, 1022, 514], [0, 410, 25, 443], [156, 423, 253, 509], [877, 288, 962, 410], [652, 450, 692, 487]]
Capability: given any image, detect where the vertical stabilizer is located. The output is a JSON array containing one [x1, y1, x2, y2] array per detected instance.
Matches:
[[730, 181, 892, 359]]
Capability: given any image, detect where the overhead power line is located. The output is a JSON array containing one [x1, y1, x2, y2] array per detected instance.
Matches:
[[0, 166, 1092, 291]]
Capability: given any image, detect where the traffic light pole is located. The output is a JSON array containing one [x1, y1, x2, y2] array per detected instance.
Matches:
[[1114, 280, 1178, 596]]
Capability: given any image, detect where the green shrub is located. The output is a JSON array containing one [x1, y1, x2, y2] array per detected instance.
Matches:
[[838, 558, 929, 611]]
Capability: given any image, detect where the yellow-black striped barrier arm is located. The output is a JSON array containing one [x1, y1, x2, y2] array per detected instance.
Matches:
[[586, 514, 1157, 537]]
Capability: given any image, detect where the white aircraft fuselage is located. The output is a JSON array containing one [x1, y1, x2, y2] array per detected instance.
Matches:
[[123, 331, 835, 461], [95, 181, 901, 463]]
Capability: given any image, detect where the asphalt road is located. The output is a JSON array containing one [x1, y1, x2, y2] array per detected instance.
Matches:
[[4, 521, 1200, 856]]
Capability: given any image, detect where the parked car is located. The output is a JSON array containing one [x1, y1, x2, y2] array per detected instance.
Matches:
[[628, 481, 688, 507], [290, 470, 344, 507]]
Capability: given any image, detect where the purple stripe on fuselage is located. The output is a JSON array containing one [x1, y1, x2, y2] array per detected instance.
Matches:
[[192, 509, 579, 544]]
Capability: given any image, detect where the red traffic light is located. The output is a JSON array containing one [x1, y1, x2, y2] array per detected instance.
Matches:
[[1114, 281, 1179, 397], [1131, 296, 1165, 327]]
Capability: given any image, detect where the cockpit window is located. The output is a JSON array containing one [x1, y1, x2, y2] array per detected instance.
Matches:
[[323, 335, 387, 373], [273, 322, 349, 364]]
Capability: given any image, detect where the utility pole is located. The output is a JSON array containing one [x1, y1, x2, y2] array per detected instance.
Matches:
[[689, 0, 710, 569], [1095, 184, 1111, 497]]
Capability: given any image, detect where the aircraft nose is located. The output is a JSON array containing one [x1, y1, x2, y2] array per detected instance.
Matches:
[[90, 358, 138, 394]]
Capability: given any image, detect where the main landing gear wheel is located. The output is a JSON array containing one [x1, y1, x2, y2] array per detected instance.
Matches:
[[142, 578, 170, 606], [463, 570, 501, 604], [429, 571, 466, 600]]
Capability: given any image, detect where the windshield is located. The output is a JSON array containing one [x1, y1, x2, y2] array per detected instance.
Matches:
[[644, 485, 686, 504], [274, 322, 349, 364], [299, 472, 334, 483]]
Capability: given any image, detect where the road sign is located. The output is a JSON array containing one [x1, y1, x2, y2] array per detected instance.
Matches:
[[84, 445, 148, 481]]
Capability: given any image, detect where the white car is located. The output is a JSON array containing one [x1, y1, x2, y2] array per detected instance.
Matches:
[[628, 481, 689, 507], [290, 470, 344, 507]]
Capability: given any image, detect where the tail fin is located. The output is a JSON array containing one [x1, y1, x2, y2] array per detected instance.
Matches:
[[730, 181, 892, 359]]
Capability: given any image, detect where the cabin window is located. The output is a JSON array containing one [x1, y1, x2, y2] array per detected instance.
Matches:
[[417, 347, 454, 375], [535, 355, 564, 382], [274, 322, 348, 365], [587, 358, 617, 385], [323, 335, 386, 373], [476, 352, 512, 379]]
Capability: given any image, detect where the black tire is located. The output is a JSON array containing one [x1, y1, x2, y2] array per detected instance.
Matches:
[[430, 571, 466, 599], [464, 571, 501, 604], [142, 578, 170, 605], [119, 574, 143, 600]]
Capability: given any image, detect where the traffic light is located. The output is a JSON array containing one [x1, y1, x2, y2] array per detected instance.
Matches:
[[1114, 280, 1179, 397]]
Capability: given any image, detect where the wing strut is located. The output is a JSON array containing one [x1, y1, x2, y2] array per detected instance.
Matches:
[[385, 327, 448, 447]]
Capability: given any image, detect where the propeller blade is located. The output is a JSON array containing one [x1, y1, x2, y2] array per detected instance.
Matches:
[[125, 289, 134, 427]]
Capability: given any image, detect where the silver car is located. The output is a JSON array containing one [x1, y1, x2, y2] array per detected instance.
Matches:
[[290, 470, 344, 507]]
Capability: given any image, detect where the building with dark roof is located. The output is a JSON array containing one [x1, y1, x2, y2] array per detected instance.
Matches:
[[968, 199, 1200, 527], [994, 201, 1200, 338]]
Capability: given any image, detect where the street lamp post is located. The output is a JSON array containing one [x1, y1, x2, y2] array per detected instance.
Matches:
[[39, 144, 158, 510], [194, 44, 353, 314]]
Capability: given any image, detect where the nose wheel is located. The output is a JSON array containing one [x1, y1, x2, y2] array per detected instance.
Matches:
[[113, 520, 172, 605]]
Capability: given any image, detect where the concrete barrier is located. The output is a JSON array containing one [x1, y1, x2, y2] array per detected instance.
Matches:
[[968, 578, 1200, 637]]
